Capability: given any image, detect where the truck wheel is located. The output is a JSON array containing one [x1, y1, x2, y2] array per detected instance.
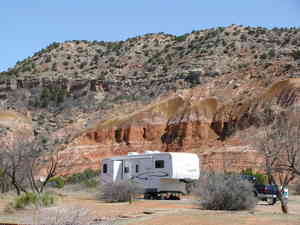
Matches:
[[267, 198, 277, 205]]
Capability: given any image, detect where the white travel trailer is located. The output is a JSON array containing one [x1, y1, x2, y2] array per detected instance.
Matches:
[[100, 151, 200, 199]]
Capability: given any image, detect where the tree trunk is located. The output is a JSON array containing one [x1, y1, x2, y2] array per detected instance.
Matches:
[[12, 182, 21, 196], [280, 198, 288, 214], [277, 191, 288, 214]]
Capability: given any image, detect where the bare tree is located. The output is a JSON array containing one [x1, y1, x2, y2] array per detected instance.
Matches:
[[0, 133, 69, 194], [0, 162, 11, 193], [0, 137, 29, 195], [255, 109, 300, 213]]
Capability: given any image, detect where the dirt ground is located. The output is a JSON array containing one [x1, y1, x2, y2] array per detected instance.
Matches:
[[0, 188, 300, 225]]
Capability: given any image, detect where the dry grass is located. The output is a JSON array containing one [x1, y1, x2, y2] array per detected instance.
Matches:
[[34, 206, 96, 225], [0, 111, 30, 122]]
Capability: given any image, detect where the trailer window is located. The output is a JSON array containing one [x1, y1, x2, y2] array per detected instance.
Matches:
[[155, 160, 164, 169], [124, 167, 129, 173], [103, 164, 107, 173], [136, 165, 139, 173]]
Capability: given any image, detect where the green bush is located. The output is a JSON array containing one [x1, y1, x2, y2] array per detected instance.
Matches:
[[83, 178, 98, 188], [241, 168, 267, 185], [40, 192, 55, 207], [12, 192, 55, 209], [49, 176, 65, 189], [65, 169, 99, 184], [83, 168, 99, 179], [14, 192, 37, 209]]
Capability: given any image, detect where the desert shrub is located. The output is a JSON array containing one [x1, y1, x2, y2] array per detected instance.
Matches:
[[39, 192, 55, 207], [33, 87, 67, 108], [100, 181, 140, 203], [83, 168, 99, 179], [79, 62, 87, 69], [291, 49, 300, 60], [260, 53, 267, 60], [174, 35, 187, 42], [47, 42, 60, 51], [12, 192, 55, 209], [268, 49, 276, 58], [195, 173, 257, 210], [35, 206, 98, 225], [49, 176, 65, 189], [83, 178, 98, 188], [45, 55, 52, 63], [65, 169, 99, 184], [52, 62, 57, 71]]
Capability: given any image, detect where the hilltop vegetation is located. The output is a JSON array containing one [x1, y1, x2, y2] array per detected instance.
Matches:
[[2, 25, 300, 86]]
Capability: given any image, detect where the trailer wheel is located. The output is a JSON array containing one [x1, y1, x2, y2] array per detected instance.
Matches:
[[144, 193, 151, 200]]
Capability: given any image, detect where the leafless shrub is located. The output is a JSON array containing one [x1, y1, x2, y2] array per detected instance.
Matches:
[[195, 173, 257, 210], [100, 181, 140, 203]]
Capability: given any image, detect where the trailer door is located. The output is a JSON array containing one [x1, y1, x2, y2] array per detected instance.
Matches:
[[123, 160, 132, 180], [113, 160, 123, 182]]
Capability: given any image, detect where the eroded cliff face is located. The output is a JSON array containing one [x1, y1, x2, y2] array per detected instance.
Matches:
[[55, 78, 300, 175]]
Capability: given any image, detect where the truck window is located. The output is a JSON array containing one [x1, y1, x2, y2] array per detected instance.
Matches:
[[103, 164, 107, 173], [124, 167, 129, 173], [155, 160, 164, 168], [136, 165, 139, 173]]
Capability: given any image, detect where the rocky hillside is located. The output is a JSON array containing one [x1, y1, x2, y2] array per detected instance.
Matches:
[[2, 25, 300, 107], [1, 25, 300, 174]]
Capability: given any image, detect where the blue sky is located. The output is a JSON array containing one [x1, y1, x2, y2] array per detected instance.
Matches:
[[1, 0, 299, 72]]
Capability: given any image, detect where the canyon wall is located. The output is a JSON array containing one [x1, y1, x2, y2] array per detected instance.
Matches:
[[4, 78, 300, 176], [55, 78, 300, 175]]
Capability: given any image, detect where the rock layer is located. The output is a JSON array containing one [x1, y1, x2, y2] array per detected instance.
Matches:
[[56, 78, 300, 175]]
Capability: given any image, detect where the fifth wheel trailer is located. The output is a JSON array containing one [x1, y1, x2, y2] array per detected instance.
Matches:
[[100, 151, 200, 199]]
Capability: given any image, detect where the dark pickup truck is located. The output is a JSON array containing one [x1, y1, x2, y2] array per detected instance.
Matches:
[[241, 175, 278, 205], [254, 184, 278, 205]]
